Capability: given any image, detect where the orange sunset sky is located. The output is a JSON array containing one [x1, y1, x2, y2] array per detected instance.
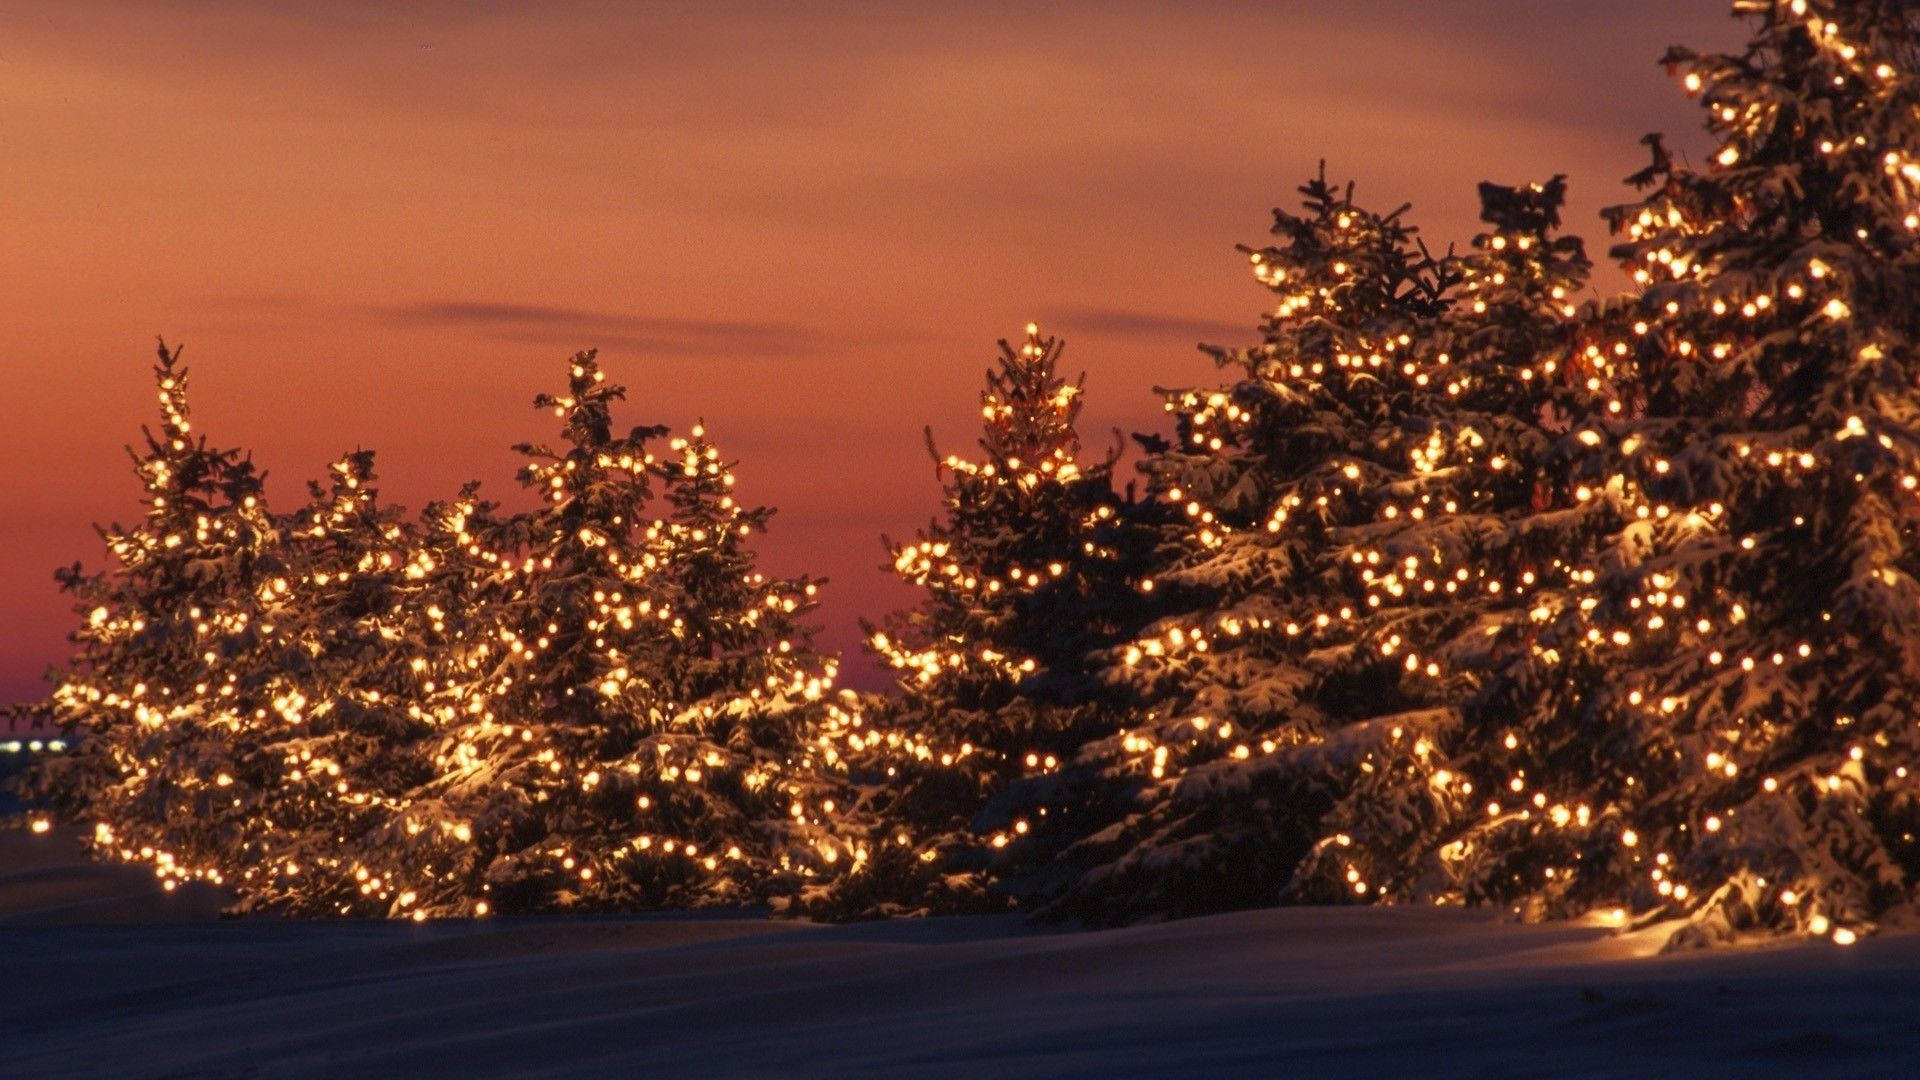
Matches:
[[1, 1, 1741, 704]]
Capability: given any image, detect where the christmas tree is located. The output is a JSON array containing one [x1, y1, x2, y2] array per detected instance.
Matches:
[[363, 351, 853, 916], [225, 450, 448, 914], [1458, 0, 1920, 945], [294, 479, 514, 917], [23, 340, 278, 893], [1023, 171, 1464, 923], [830, 326, 1147, 915], [1302, 175, 1610, 909], [645, 421, 861, 909]]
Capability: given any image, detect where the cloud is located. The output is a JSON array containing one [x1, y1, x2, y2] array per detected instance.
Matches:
[[380, 301, 823, 357], [1044, 306, 1250, 345]]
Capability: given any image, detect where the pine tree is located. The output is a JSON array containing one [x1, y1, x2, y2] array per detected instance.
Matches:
[[229, 450, 445, 914], [1299, 176, 1609, 907], [23, 340, 278, 892], [1477, 0, 1920, 944], [372, 351, 852, 917], [317, 481, 513, 917], [1022, 170, 1461, 923], [831, 326, 1145, 915], [645, 421, 859, 908]]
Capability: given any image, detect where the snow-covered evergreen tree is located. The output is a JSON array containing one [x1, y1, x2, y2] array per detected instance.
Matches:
[[228, 450, 447, 914], [1299, 176, 1611, 907], [828, 326, 1147, 915], [1465, 0, 1920, 945], [23, 341, 278, 892], [301, 480, 516, 917], [1023, 172, 1461, 923], [645, 421, 860, 906], [370, 351, 853, 916]]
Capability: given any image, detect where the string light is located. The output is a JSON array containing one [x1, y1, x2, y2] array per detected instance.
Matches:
[[22, 347, 860, 916]]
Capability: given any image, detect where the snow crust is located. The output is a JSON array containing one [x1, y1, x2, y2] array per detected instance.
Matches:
[[6, 830, 1918, 1078]]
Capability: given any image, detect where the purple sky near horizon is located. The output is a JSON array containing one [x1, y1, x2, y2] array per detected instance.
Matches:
[[0, 1, 1744, 705]]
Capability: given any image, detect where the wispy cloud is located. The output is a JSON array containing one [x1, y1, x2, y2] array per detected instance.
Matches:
[[380, 301, 823, 357], [1044, 306, 1249, 344]]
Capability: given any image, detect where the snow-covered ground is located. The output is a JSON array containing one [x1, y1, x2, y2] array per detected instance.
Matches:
[[6, 829, 1919, 1078]]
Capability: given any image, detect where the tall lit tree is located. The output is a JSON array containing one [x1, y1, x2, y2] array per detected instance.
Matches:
[[23, 341, 277, 892], [1022, 172, 1462, 923], [1298, 176, 1609, 907], [1468, 0, 1920, 945]]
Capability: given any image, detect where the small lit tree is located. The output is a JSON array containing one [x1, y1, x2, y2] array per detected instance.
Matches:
[[646, 421, 858, 907], [228, 450, 447, 914]]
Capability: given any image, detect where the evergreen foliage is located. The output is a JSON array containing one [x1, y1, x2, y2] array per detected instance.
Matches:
[[18, 348, 856, 917], [1461, 0, 1920, 944], [235, 451, 447, 914], [14, 0, 1920, 949], [831, 327, 1149, 915], [22, 341, 278, 891], [354, 353, 854, 916], [1325, 176, 1614, 912], [1016, 171, 1464, 923]]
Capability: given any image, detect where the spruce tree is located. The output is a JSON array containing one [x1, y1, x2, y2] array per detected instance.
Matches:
[[23, 341, 277, 892], [1300, 176, 1609, 907], [1474, 0, 1920, 944], [375, 351, 852, 916], [231, 450, 444, 914], [832, 326, 1144, 915], [646, 422, 859, 908], [324, 481, 513, 917], [1004, 171, 1467, 923]]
